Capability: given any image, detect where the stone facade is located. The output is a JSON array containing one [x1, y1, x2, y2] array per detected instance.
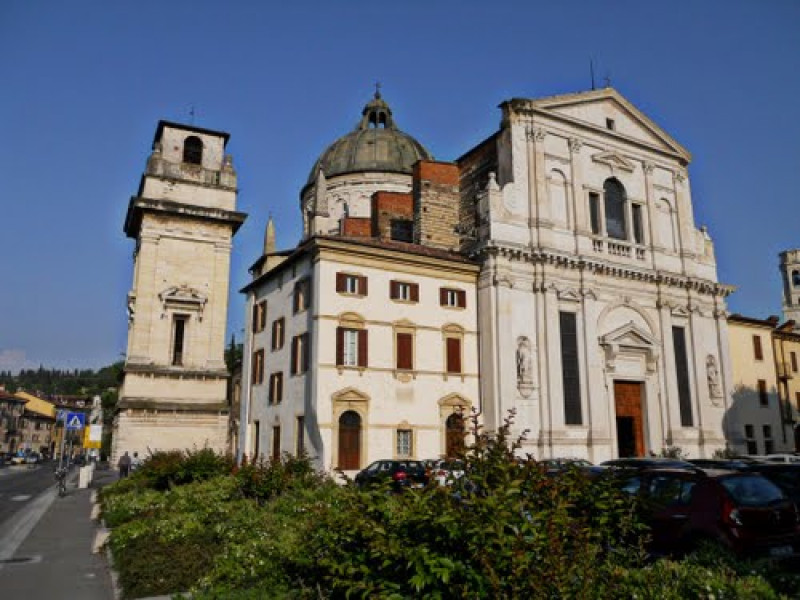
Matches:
[[780, 249, 800, 328], [114, 121, 246, 462], [464, 88, 733, 461]]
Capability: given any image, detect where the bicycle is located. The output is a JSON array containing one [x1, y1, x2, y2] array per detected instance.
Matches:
[[55, 466, 68, 497]]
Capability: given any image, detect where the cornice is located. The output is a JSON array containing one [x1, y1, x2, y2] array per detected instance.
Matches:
[[478, 244, 732, 297]]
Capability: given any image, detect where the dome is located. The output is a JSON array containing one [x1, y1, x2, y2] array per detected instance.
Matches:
[[305, 91, 432, 189]]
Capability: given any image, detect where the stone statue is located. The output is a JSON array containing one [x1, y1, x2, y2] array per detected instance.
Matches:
[[706, 354, 722, 399], [516, 337, 533, 384]]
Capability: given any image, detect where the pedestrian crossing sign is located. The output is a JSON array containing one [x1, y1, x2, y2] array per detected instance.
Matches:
[[65, 412, 86, 430]]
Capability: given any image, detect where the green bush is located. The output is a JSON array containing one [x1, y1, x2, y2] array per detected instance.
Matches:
[[134, 447, 234, 491], [234, 451, 331, 504]]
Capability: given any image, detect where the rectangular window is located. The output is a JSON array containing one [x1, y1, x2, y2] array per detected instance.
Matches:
[[296, 416, 305, 456], [758, 379, 768, 406], [440, 288, 466, 308], [293, 279, 310, 313], [791, 351, 798, 373], [269, 372, 283, 404], [763, 424, 774, 454], [291, 333, 309, 375], [446, 336, 462, 374], [336, 273, 367, 296], [672, 326, 694, 427], [252, 300, 267, 333], [397, 429, 412, 457], [632, 204, 644, 244], [744, 424, 757, 455], [753, 335, 763, 361], [251, 349, 265, 385], [589, 192, 601, 235], [271, 318, 285, 351], [396, 332, 413, 370], [390, 280, 419, 302], [336, 327, 367, 368], [560, 312, 582, 425], [172, 315, 188, 366], [606, 118, 616, 130], [272, 426, 281, 460], [796, 391, 800, 410], [253, 420, 260, 460]]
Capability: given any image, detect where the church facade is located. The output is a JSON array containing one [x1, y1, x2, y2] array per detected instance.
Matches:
[[238, 87, 734, 467]]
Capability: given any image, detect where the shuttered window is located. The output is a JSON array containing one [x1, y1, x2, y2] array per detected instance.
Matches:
[[791, 351, 798, 373], [272, 426, 281, 460], [291, 333, 310, 375], [752, 335, 763, 361], [251, 349, 265, 384], [632, 204, 644, 244], [672, 326, 694, 427], [271, 318, 285, 351], [336, 327, 367, 368], [446, 337, 462, 374], [758, 379, 768, 406], [336, 273, 367, 295], [440, 288, 466, 308], [390, 281, 419, 302], [293, 279, 310, 313], [396, 332, 413, 370], [269, 372, 283, 404], [559, 312, 582, 425], [589, 192, 601, 235]]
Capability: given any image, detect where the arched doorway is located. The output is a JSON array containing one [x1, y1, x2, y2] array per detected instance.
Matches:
[[445, 413, 465, 458], [338, 411, 361, 470]]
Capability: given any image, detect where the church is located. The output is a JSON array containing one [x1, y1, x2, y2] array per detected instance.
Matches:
[[238, 86, 734, 468]]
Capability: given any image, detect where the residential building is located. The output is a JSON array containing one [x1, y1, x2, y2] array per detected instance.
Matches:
[[0, 390, 26, 454], [14, 391, 56, 456], [114, 121, 246, 461], [727, 315, 790, 454], [240, 93, 480, 469], [772, 320, 800, 451]]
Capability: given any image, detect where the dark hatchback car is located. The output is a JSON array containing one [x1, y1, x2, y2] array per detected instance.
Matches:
[[616, 467, 800, 559], [354, 460, 429, 490], [745, 464, 800, 507]]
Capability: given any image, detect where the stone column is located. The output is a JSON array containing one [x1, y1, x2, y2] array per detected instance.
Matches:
[[527, 126, 550, 248], [569, 137, 586, 255]]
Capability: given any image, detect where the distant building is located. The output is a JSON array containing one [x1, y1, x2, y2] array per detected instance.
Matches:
[[14, 391, 56, 455], [0, 390, 26, 454], [114, 121, 246, 461], [780, 249, 800, 329]]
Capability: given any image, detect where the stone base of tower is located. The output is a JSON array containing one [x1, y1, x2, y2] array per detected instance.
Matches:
[[111, 407, 228, 465]]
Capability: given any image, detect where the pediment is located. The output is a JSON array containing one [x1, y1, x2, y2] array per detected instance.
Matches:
[[159, 285, 207, 311], [557, 288, 581, 302], [591, 151, 635, 173], [524, 88, 690, 162], [600, 321, 658, 349], [332, 387, 370, 404]]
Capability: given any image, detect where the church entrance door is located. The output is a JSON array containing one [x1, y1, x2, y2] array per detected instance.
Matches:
[[338, 411, 361, 470], [614, 381, 644, 457]]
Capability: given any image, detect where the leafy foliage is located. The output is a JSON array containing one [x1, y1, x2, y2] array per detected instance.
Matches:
[[133, 447, 235, 491]]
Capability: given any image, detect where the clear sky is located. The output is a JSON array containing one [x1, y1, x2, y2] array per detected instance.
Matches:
[[1, 1, 798, 372]]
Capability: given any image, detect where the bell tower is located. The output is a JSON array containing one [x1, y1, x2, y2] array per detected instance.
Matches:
[[780, 249, 800, 328], [113, 121, 246, 460]]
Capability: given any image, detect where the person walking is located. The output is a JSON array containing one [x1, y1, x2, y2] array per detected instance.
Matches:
[[131, 451, 142, 471], [118, 451, 132, 478]]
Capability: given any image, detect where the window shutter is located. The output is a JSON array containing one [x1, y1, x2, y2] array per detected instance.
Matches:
[[277, 372, 283, 403], [457, 290, 466, 308], [390, 280, 398, 299], [290, 337, 298, 375], [336, 272, 346, 293], [336, 327, 344, 366], [446, 337, 461, 374], [397, 333, 413, 370], [302, 334, 310, 372], [439, 288, 447, 306], [359, 276, 368, 296], [252, 303, 259, 332], [358, 329, 368, 367], [410, 283, 419, 302]]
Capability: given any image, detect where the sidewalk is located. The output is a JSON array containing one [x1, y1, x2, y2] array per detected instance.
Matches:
[[0, 466, 118, 600]]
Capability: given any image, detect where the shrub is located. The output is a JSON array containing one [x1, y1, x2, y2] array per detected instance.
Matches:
[[134, 447, 234, 491], [235, 451, 331, 504]]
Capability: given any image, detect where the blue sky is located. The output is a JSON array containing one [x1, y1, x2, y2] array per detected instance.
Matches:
[[1, 1, 798, 372]]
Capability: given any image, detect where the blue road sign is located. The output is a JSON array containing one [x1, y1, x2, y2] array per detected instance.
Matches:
[[65, 412, 86, 430]]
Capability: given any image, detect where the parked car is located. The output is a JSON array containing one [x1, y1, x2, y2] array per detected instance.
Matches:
[[615, 466, 800, 559], [24, 452, 42, 465], [10, 452, 27, 465], [759, 454, 800, 464], [540, 458, 593, 475], [354, 460, 429, 490], [743, 463, 800, 507], [601, 457, 699, 471], [688, 459, 753, 471], [430, 459, 466, 486]]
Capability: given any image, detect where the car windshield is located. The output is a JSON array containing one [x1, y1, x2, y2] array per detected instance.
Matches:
[[720, 475, 786, 506]]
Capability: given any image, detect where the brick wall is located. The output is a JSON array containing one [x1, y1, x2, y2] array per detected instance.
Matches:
[[341, 217, 372, 237], [371, 191, 413, 241], [413, 160, 461, 250]]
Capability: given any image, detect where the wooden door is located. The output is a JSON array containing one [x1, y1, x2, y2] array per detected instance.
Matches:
[[614, 381, 644, 457], [338, 411, 361, 470], [445, 413, 465, 458]]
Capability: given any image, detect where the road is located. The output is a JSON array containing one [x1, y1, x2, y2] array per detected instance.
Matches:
[[0, 463, 59, 527]]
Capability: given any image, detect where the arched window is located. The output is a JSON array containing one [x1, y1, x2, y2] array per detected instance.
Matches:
[[183, 136, 203, 165], [338, 410, 362, 470], [604, 178, 627, 240], [445, 413, 465, 458], [793, 270, 800, 287]]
